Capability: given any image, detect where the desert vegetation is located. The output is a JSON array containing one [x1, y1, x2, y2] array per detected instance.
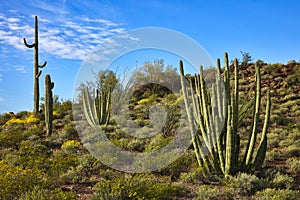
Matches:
[[0, 16, 299, 199]]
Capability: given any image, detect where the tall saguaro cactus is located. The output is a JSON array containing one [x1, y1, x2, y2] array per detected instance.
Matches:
[[179, 53, 271, 177], [44, 74, 54, 136], [24, 16, 47, 115]]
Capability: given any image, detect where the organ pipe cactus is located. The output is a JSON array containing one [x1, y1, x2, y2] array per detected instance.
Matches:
[[24, 16, 47, 115], [82, 86, 111, 127], [82, 71, 117, 127], [44, 74, 54, 136], [179, 53, 271, 176]]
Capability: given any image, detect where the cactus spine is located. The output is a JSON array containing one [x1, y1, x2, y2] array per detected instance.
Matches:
[[44, 74, 54, 136], [24, 16, 47, 115], [179, 53, 271, 176]]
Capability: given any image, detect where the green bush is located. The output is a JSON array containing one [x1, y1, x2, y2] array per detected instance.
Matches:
[[0, 112, 14, 126], [61, 140, 81, 153], [16, 140, 50, 170], [225, 173, 264, 195], [286, 144, 300, 157], [157, 150, 195, 178], [19, 186, 76, 200], [92, 174, 184, 200], [253, 188, 300, 200], [196, 185, 234, 200], [271, 173, 294, 189], [266, 149, 282, 162], [0, 124, 28, 148], [286, 157, 300, 175], [60, 154, 102, 184], [145, 134, 172, 152], [50, 150, 78, 178]]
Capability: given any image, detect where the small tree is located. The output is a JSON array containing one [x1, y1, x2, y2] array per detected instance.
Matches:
[[240, 51, 252, 66]]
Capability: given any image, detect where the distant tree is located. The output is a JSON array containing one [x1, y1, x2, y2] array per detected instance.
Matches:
[[240, 51, 253, 66], [133, 59, 179, 97]]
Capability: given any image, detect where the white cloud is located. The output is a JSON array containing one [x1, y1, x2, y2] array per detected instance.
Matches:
[[6, 18, 20, 23], [78, 16, 120, 27], [0, 97, 4, 102], [0, 74, 2, 81], [32, 0, 67, 15], [0, 13, 129, 60], [14, 65, 27, 73]]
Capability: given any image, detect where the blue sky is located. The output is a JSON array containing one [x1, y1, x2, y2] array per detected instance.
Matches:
[[0, 0, 299, 113]]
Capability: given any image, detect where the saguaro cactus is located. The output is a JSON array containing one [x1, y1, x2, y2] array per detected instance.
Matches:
[[179, 53, 271, 177], [24, 16, 47, 115], [44, 74, 54, 136]]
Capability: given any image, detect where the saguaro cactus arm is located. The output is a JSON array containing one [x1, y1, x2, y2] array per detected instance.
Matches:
[[23, 38, 35, 48], [39, 61, 47, 68]]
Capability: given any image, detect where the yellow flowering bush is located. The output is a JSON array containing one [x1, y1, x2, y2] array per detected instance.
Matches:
[[61, 140, 81, 152], [0, 161, 49, 199], [137, 94, 158, 105], [1, 113, 38, 128]]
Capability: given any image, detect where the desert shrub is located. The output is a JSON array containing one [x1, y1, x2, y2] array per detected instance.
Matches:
[[264, 64, 281, 74], [54, 100, 73, 119], [286, 144, 300, 157], [286, 157, 300, 175], [60, 154, 102, 184], [279, 138, 294, 148], [267, 132, 280, 148], [272, 115, 293, 126], [50, 150, 78, 178], [271, 173, 294, 189], [0, 161, 49, 199], [196, 185, 234, 200], [0, 124, 28, 148], [157, 150, 195, 178], [0, 112, 15, 126], [19, 186, 76, 200], [253, 188, 300, 200], [1, 112, 38, 127], [92, 174, 184, 200], [145, 134, 173, 152], [287, 127, 300, 141], [266, 149, 282, 162], [61, 140, 81, 153], [61, 123, 78, 139], [179, 171, 198, 183], [225, 173, 264, 196], [16, 140, 50, 170], [127, 138, 147, 152]]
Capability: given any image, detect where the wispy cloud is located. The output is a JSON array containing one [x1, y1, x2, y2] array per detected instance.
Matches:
[[0, 13, 126, 60], [0, 97, 4, 102], [14, 65, 27, 74], [32, 0, 68, 15], [0, 74, 2, 81]]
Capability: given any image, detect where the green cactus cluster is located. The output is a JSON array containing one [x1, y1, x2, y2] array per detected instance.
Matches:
[[23, 16, 47, 115], [44, 74, 54, 136], [82, 71, 117, 127], [179, 52, 271, 176], [82, 86, 111, 127]]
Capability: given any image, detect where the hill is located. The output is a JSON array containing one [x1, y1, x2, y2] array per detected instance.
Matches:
[[0, 61, 299, 199]]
